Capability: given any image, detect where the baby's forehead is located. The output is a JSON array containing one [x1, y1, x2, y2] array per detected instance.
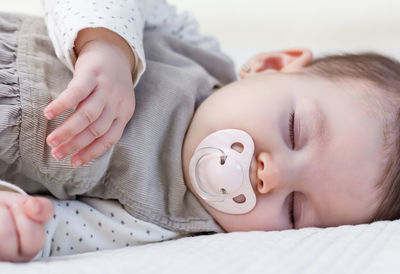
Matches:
[[330, 77, 398, 202], [304, 73, 389, 117]]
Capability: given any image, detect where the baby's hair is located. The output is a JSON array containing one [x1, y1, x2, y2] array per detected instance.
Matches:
[[305, 52, 400, 222]]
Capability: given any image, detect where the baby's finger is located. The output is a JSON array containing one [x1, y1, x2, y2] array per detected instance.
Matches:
[[71, 119, 126, 167], [24, 196, 54, 225], [46, 90, 105, 150], [10, 202, 46, 261], [0, 203, 18, 261], [51, 108, 115, 161], [44, 72, 97, 120]]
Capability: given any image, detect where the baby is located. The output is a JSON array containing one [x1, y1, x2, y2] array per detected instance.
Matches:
[[1, 1, 400, 262]]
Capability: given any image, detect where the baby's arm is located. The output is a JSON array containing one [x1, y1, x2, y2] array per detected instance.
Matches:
[[43, 0, 221, 167], [44, 28, 136, 167], [0, 181, 176, 260], [0, 181, 54, 262], [42, 0, 145, 167]]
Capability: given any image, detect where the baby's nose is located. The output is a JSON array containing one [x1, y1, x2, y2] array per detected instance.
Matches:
[[256, 152, 281, 194]]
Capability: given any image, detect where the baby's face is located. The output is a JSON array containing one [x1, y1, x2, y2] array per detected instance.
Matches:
[[182, 71, 386, 232]]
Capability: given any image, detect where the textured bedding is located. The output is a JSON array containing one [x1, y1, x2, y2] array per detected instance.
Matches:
[[1, 220, 400, 274]]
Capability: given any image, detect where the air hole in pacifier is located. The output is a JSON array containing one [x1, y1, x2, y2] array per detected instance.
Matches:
[[220, 155, 227, 165], [232, 194, 246, 204], [231, 142, 244, 153], [220, 188, 227, 194]]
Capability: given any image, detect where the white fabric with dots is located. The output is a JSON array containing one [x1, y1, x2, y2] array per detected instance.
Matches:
[[0, 180, 178, 259], [43, 0, 220, 87], [37, 197, 179, 258]]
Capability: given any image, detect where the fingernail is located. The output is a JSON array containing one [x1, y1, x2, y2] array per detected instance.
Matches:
[[45, 110, 54, 120], [73, 159, 83, 167], [49, 138, 60, 147], [27, 197, 41, 214], [52, 151, 64, 160]]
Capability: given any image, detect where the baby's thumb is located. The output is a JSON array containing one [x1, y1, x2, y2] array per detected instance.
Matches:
[[24, 196, 54, 224]]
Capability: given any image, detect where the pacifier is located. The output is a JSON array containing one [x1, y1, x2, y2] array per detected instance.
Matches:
[[189, 129, 256, 214]]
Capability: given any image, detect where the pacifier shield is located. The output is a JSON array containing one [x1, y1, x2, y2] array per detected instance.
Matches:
[[189, 129, 257, 214]]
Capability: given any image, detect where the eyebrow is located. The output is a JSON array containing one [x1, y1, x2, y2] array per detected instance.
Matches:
[[311, 100, 330, 146], [304, 100, 330, 228]]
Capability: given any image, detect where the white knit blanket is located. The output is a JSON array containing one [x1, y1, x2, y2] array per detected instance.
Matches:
[[1, 220, 399, 274]]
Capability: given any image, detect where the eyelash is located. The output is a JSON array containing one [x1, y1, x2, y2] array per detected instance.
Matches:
[[288, 112, 295, 149], [288, 112, 296, 227], [289, 192, 295, 228]]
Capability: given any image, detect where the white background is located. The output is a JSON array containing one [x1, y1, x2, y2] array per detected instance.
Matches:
[[2, 0, 400, 69]]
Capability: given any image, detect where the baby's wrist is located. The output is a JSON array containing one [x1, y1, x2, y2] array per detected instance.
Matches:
[[74, 27, 136, 72]]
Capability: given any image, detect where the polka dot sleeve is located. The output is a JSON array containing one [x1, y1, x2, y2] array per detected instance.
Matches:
[[43, 0, 145, 86], [35, 197, 179, 258], [43, 0, 222, 87]]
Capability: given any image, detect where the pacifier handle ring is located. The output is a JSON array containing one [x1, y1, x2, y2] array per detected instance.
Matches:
[[194, 149, 226, 202]]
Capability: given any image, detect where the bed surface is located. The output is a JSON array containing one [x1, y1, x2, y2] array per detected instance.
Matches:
[[2, 220, 400, 274]]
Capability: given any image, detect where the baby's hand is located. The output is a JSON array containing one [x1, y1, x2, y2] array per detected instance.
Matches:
[[0, 191, 54, 262], [44, 30, 135, 167]]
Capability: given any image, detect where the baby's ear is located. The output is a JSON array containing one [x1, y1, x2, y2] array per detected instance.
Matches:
[[239, 48, 312, 79]]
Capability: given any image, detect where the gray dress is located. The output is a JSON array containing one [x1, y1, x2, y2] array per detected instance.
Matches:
[[0, 13, 236, 233]]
